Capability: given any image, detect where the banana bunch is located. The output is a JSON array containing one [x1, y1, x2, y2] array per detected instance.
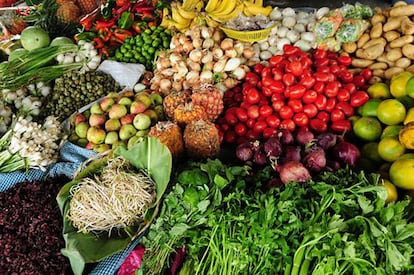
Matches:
[[205, 0, 244, 24], [161, 0, 205, 31], [241, 0, 272, 17]]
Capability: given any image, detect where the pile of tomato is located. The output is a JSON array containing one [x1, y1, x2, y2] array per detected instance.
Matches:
[[217, 45, 373, 144]]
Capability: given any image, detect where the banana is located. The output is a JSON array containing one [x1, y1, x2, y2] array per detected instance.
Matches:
[[211, 0, 236, 16], [168, 19, 191, 31], [205, 15, 219, 27], [171, 4, 192, 25], [210, 3, 243, 22], [254, 0, 263, 6], [243, 1, 272, 16], [182, 0, 198, 10], [176, 2, 197, 20], [194, 1, 204, 12], [205, 0, 220, 13], [160, 8, 170, 28]]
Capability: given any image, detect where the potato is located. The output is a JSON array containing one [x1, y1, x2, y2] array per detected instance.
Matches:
[[371, 14, 386, 25], [386, 48, 403, 61], [362, 37, 387, 49], [373, 69, 385, 78], [370, 22, 383, 38], [402, 43, 414, 59], [342, 42, 357, 53], [407, 64, 414, 73], [390, 35, 414, 48], [390, 5, 414, 17], [351, 58, 375, 68], [401, 17, 414, 34], [377, 54, 396, 66], [384, 67, 404, 79], [383, 16, 405, 32], [393, 1, 408, 7], [383, 30, 400, 42], [369, 76, 383, 84], [348, 68, 362, 74], [357, 33, 370, 48], [364, 44, 385, 60], [369, 62, 389, 70], [395, 57, 411, 68]]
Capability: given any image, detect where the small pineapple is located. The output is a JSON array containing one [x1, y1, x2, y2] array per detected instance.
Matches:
[[163, 90, 191, 120], [173, 102, 208, 126], [191, 85, 224, 122], [77, 0, 98, 15], [184, 119, 220, 159], [148, 121, 185, 159], [56, 1, 80, 24]]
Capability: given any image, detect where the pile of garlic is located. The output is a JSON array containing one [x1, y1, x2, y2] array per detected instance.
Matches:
[[55, 40, 102, 72]]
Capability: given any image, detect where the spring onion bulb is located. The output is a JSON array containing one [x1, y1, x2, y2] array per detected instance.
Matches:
[[67, 157, 156, 234]]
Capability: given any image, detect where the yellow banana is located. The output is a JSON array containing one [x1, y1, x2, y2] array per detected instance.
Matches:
[[212, 0, 236, 16], [168, 19, 191, 31], [171, 4, 192, 25], [210, 3, 243, 22], [254, 0, 263, 6], [194, 1, 204, 12], [160, 8, 170, 28], [176, 3, 197, 20], [243, 1, 272, 16], [182, 0, 199, 10], [205, 0, 220, 13], [205, 15, 219, 27]]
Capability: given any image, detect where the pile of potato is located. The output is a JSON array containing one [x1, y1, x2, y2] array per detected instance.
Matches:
[[342, 1, 414, 80]]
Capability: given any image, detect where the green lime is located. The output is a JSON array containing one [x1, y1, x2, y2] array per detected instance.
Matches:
[[358, 99, 381, 117], [353, 116, 382, 141], [381, 125, 403, 139]]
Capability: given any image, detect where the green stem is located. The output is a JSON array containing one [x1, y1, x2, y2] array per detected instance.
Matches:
[[299, 257, 312, 275], [284, 262, 292, 275], [291, 245, 306, 275]]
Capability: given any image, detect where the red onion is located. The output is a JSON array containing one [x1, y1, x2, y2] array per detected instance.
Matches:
[[282, 145, 302, 163], [303, 148, 326, 172], [278, 161, 311, 184], [277, 129, 294, 145], [332, 141, 361, 167], [253, 147, 268, 166], [295, 127, 315, 146], [236, 142, 254, 162], [317, 132, 337, 150], [263, 137, 282, 158]]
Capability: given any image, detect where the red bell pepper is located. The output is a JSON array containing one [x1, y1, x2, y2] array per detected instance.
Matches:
[[93, 37, 105, 49], [80, 9, 100, 31], [98, 27, 112, 42], [112, 28, 133, 43], [141, 11, 155, 22], [95, 19, 116, 30]]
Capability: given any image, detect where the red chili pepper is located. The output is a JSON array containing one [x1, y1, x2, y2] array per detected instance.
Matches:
[[116, 0, 128, 8], [132, 21, 142, 34], [95, 19, 116, 30], [80, 12, 98, 31], [99, 47, 111, 57], [98, 27, 112, 42], [135, 6, 155, 13], [115, 2, 132, 18], [93, 37, 104, 49], [141, 11, 155, 21], [113, 28, 133, 41]]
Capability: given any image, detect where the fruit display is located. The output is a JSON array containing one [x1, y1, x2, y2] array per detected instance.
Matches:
[[69, 89, 164, 152], [3, 1, 414, 275]]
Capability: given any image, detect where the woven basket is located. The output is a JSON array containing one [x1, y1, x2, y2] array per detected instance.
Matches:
[[220, 26, 272, 42]]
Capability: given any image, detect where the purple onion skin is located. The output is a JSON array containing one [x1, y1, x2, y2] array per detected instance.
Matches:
[[236, 142, 254, 162], [278, 161, 312, 184], [277, 129, 294, 145], [170, 246, 187, 275], [253, 148, 268, 166], [266, 177, 284, 189], [283, 145, 302, 163], [295, 127, 315, 146], [332, 141, 361, 167], [326, 159, 341, 171], [303, 149, 326, 172], [263, 137, 283, 158], [317, 132, 337, 150]]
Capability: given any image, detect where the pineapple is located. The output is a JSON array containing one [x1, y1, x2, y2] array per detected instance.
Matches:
[[149, 121, 185, 159], [77, 0, 98, 15], [191, 85, 224, 122], [163, 90, 191, 120], [173, 102, 208, 126], [183, 119, 220, 159], [56, 1, 80, 24]]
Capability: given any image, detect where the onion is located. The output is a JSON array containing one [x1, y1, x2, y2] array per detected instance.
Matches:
[[277, 161, 311, 184], [263, 137, 282, 159], [277, 129, 294, 145], [332, 141, 361, 167], [202, 38, 214, 49], [200, 70, 213, 83], [187, 60, 201, 72], [183, 41, 194, 53], [253, 148, 267, 166], [220, 38, 234, 51], [192, 38, 202, 49], [282, 145, 301, 162], [295, 127, 314, 146], [303, 148, 326, 172], [159, 79, 172, 93], [189, 49, 203, 63], [317, 132, 337, 150], [201, 51, 213, 63], [232, 67, 246, 80], [236, 142, 254, 162], [224, 57, 241, 71], [242, 48, 256, 59], [213, 47, 224, 60]]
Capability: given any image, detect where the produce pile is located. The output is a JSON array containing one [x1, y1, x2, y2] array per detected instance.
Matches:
[[1, 0, 414, 274]]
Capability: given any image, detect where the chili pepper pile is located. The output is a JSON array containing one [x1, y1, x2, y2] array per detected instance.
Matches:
[[76, 0, 165, 56], [217, 45, 373, 144]]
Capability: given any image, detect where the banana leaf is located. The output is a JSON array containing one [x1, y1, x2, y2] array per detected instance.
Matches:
[[56, 137, 172, 275]]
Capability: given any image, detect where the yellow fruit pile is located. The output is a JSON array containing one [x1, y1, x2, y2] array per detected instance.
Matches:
[[161, 0, 272, 31]]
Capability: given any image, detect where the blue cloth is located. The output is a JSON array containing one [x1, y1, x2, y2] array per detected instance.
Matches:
[[0, 169, 46, 192]]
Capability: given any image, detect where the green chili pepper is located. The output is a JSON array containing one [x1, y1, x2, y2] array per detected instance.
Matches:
[[118, 11, 134, 30]]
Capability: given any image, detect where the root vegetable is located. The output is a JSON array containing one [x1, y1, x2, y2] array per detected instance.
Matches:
[[236, 142, 254, 161], [332, 140, 360, 167], [277, 161, 311, 184]]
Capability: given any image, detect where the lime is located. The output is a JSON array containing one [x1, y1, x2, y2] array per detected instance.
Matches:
[[357, 99, 381, 117], [389, 159, 414, 189], [381, 125, 402, 139], [353, 117, 382, 141], [377, 99, 406, 125], [361, 142, 382, 163], [378, 137, 405, 162], [367, 82, 391, 99], [390, 71, 413, 98], [407, 75, 414, 98]]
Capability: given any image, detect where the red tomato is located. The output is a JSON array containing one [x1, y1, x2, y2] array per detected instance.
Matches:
[[313, 49, 327, 59], [314, 58, 329, 68], [316, 66, 330, 74], [235, 108, 248, 122], [353, 75, 366, 88], [300, 56, 313, 69], [271, 93, 285, 102], [269, 55, 284, 67], [283, 73, 296, 86], [314, 94, 327, 110], [225, 112, 238, 125], [261, 67, 272, 79], [224, 130, 236, 144], [339, 71, 354, 83], [293, 112, 309, 127], [259, 105, 273, 117], [288, 84, 306, 99], [335, 101, 355, 117], [288, 99, 303, 113], [246, 118, 256, 129], [279, 105, 294, 119], [360, 68, 373, 81], [330, 119, 352, 134], [317, 111, 330, 123], [272, 67, 283, 80], [350, 91, 369, 107], [272, 99, 285, 112], [220, 123, 230, 132], [303, 90, 318, 104], [234, 123, 247, 136], [246, 129, 261, 140], [245, 88, 260, 104], [330, 64, 342, 75], [324, 81, 339, 97], [245, 72, 260, 86], [279, 119, 296, 132], [328, 59, 338, 66], [253, 120, 267, 134], [247, 105, 260, 119], [330, 108, 345, 122], [263, 127, 278, 139], [262, 77, 274, 87], [336, 89, 351, 102], [262, 87, 273, 97], [266, 115, 280, 128], [324, 97, 337, 112], [302, 68, 313, 78], [309, 118, 327, 133], [240, 101, 251, 110], [254, 63, 265, 74], [233, 92, 243, 103], [283, 44, 299, 55], [303, 103, 318, 118], [269, 80, 285, 94], [344, 83, 357, 94], [314, 72, 330, 82], [337, 55, 352, 66], [326, 51, 338, 59], [313, 81, 325, 93], [300, 76, 316, 89], [286, 61, 303, 77]]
